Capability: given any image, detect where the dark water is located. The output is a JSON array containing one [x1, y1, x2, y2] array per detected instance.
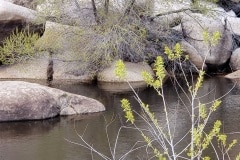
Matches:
[[1, 77, 240, 160]]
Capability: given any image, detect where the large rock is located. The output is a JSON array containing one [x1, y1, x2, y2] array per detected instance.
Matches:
[[97, 61, 155, 92], [98, 61, 154, 82], [225, 70, 240, 79], [0, 0, 44, 45], [230, 48, 240, 71], [36, 0, 95, 25], [0, 52, 93, 83], [181, 13, 233, 69], [226, 17, 240, 36], [35, 21, 82, 52], [0, 21, 92, 83], [3, 0, 38, 9], [0, 81, 105, 121], [180, 40, 207, 70]]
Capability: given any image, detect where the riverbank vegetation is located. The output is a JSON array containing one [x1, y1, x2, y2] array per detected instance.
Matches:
[[1, 0, 231, 75], [0, 29, 39, 65], [116, 44, 239, 160], [66, 42, 240, 160], [1, 0, 240, 159]]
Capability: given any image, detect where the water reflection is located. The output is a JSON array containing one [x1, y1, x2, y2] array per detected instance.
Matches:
[[1, 77, 240, 159]]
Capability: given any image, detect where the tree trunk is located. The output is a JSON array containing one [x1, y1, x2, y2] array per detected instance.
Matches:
[[91, 0, 100, 24], [104, 0, 109, 15], [123, 0, 135, 17]]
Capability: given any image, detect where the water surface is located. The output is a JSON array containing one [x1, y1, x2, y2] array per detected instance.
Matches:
[[1, 77, 240, 159]]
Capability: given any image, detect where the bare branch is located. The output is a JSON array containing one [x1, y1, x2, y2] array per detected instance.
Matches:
[[123, 0, 135, 17], [150, 8, 191, 20], [104, 0, 109, 15], [91, 0, 100, 24]]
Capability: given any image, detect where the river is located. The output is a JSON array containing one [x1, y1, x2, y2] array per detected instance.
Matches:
[[1, 77, 240, 160]]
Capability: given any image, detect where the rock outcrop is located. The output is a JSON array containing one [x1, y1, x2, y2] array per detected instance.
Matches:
[[181, 13, 232, 69], [36, 0, 95, 25], [1, 0, 240, 82], [225, 70, 240, 79], [180, 40, 207, 70], [98, 61, 154, 82], [0, 21, 93, 83], [0, 0, 45, 45], [230, 48, 240, 71], [97, 61, 155, 92], [0, 81, 105, 121], [3, 0, 38, 9]]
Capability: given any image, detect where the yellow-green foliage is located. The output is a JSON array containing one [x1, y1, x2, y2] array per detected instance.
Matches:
[[192, 70, 205, 96], [203, 30, 221, 46], [115, 42, 239, 159], [191, 0, 219, 14], [115, 59, 127, 80], [164, 43, 182, 60], [141, 132, 166, 160], [236, 152, 240, 160], [121, 99, 134, 124], [0, 29, 39, 64], [142, 56, 165, 90], [211, 99, 221, 111], [164, 42, 189, 70]]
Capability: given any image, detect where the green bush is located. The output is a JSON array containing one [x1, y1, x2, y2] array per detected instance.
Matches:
[[0, 29, 39, 65]]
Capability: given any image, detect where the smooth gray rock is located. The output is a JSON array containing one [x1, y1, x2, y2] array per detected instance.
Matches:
[[230, 48, 240, 71], [98, 61, 154, 83], [36, 0, 95, 25], [0, 0, 44, 45], [97, 61, 161, 92], [0, 51, 93, 83], [227, 17, 240, 36], [180, 40, 207, 70], [181, 13, 232, 68], [0, 81, 105, 121], [3, 0, 38, 9]]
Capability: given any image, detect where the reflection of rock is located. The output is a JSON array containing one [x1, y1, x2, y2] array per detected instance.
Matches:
[[224, 95, 240, 108], [98, 82, 147, 93], [60, 112, 103, 122], [0, 117, 59, 138], [0, 81, 105, 121]]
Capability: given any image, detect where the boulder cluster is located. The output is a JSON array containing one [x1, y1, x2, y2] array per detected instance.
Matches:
[[1, 0, 240, 81]]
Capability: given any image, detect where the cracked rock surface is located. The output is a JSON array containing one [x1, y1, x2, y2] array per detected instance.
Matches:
[[0, 81, 105, 122]]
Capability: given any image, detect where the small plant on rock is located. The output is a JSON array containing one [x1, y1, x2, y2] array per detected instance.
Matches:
[[0, 29, 39, 65]]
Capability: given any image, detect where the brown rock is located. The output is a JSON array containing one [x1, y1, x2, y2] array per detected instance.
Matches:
[[225, 70, 240, 79]]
